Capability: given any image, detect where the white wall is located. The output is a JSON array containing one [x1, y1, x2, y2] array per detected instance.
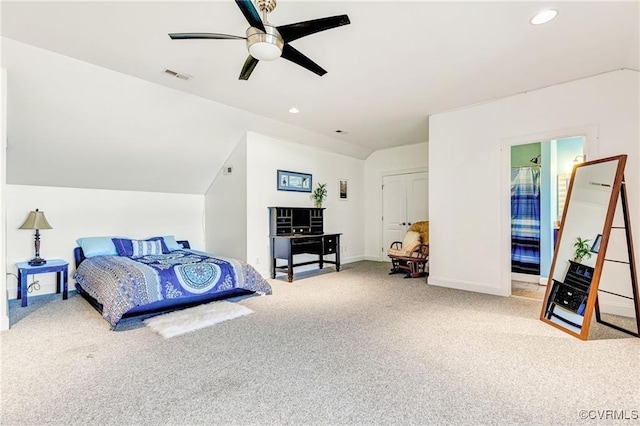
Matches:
[[429, 70, 639, 307], [2, 38, 369, 196], [1, 69, 8, 330], [205, 134, 248, 260], [363, 143, 428, 260], [245, 132, 365, 277], [5, 185, 204, 299]]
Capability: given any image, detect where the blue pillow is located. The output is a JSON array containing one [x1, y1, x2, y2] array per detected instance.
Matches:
[[161, 235, 183, 252], [76, 237, 119, 258], [112, 237, 169, 256], [112, 238, 134, 257]]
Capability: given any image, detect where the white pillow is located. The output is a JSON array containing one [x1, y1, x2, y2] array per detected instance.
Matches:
[[131, 239, 163, 257]]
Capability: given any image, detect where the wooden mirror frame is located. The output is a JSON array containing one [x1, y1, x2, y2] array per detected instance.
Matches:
[[540, 154, 639, 340]]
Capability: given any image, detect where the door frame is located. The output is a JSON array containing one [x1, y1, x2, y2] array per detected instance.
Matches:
[[378, 167, 428, 261], [500, 125, 598, 297]]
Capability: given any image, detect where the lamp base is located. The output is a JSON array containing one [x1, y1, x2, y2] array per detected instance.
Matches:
[[28, 258, 47, 266]]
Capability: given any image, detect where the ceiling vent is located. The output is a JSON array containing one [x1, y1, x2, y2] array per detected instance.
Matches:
[[162, 68, 192, 81]]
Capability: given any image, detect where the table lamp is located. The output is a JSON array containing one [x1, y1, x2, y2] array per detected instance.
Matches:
[[19, 208, 53, 266]]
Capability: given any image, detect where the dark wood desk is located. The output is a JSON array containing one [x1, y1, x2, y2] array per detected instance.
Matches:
[[270, 233, 341, 282]]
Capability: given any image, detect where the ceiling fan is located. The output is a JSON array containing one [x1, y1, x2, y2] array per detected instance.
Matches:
[[169, 0, 350, 80]]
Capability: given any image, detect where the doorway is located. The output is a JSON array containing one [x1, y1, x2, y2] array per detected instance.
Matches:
[[381, 171, 428, 257], [510, 137, 585, 299]]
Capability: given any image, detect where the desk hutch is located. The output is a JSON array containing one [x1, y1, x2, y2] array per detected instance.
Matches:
[[269, 207, 341, 282]]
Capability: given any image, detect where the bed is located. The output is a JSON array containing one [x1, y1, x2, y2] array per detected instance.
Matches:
[[73, 236, 272, 328]]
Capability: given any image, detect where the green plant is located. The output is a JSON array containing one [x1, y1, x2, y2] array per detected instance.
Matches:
[[311, 182, 327, 206], [573, 237, 592, 263]]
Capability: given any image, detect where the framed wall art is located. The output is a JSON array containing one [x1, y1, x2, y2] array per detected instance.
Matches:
[[277, 170, 312, 192], [339, 178, 348, 200]]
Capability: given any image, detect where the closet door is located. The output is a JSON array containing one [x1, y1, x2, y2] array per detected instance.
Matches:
[[382, 172, 429, 258], [382, 175, 408, 253], [407, 173, 429, 224]]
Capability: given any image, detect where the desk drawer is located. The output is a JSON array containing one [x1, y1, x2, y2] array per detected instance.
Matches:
[[291, 238, 322, 255], [552, 282, 587, 313], [323, 236, 338, 255]]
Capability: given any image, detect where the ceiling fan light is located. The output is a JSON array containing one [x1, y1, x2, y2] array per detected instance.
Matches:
[[249, 42, 282, 61], [246, 25, 284, 61]]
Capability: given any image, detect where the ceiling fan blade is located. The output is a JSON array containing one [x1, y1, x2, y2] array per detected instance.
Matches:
[[239, 55, 259, 80], [169, 33, 245, 40], [277, 15, 350, 43], [235, 0, 266, 32], [281, 44, 327, 77]]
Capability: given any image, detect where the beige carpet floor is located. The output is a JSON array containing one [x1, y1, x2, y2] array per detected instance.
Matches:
[[1, 261, 639, 425]]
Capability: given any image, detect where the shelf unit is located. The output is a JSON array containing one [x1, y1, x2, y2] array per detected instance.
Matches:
[[269, 207, 324, 235]]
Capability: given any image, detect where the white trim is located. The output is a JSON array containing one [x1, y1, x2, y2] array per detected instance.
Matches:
[[378, 167, 429, 261], [0, 68, 8, 331], [500, 125, 599, 299], [428, 275, 508, 297], [436, 68, 633, 116], [511, 272, 539, 284], [380, 167, 429, 179]]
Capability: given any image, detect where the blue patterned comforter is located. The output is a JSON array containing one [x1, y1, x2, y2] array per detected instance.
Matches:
[[74, 250, 272, 326]]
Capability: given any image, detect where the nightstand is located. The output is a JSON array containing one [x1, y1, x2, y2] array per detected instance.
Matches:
[[16, 259, 69, 307]]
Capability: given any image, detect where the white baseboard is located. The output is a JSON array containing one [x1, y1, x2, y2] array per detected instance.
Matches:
[[365, 255, 386, 262], [428, 275, 510, 297], [341, 255, 365, 264], [598, 300, 637, 318], [511, 272, 540, 284], [0, 314, 9, 331], [257, 254, 366, 280]]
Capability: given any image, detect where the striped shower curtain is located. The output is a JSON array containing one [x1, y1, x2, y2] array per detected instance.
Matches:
[[511, 167, 541, 275]]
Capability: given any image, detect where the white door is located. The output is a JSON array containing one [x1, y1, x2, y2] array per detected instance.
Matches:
[[382, 172, 429, 257], [382, 175, 408, 253]]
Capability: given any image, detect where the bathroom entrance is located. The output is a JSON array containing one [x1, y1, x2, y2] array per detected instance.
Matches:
[[510, 136, 585, 298]]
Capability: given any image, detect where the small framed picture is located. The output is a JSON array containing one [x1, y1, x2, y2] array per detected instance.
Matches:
[[277, 170, 312, 193], [338, 178, 348, 200], [590, 234, 602, 253]]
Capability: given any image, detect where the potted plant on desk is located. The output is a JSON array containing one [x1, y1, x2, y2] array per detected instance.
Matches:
[[311, 183, 327, 207], [573, 237, 592, 263]]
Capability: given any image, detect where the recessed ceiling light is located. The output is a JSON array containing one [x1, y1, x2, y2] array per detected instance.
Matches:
[[289, 107, 300, 114], [530, 9, 558, 25]]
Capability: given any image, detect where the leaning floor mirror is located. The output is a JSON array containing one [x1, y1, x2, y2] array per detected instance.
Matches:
[[540, 154, 640, 340]]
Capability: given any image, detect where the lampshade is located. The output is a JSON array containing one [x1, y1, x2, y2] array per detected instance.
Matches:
[[19, 209, 53, 230]]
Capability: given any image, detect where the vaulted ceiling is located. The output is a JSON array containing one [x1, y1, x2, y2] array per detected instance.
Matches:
[[2, 1, 638, 193]]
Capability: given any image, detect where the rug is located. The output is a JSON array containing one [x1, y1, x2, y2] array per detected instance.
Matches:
[[144, 300, 254, 338]]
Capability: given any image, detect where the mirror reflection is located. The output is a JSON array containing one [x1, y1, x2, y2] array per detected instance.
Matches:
[[541, 156, 634, 338]]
